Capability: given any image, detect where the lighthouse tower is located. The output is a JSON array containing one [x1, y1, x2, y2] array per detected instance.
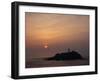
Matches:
[[68, 48, 70, 52]]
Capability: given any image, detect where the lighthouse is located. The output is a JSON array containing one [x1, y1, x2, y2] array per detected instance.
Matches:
[[68, 48, 70, 52]]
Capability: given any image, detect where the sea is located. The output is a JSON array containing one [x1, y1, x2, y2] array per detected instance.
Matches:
[[26, 58, 89, 68]]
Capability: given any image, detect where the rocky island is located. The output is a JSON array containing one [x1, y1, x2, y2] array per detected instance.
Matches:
[[45, 48, 83, 61]]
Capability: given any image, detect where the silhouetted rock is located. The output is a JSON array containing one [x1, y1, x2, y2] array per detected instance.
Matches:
[[45, 49, 83, 61]]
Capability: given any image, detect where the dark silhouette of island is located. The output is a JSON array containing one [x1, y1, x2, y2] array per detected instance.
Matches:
[[45, 48, 83, 61]]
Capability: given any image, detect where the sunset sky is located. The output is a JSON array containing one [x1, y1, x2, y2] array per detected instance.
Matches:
[[25, 12, 89, 61]]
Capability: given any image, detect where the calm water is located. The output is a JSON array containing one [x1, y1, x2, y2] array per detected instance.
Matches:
[[26, 58, 89, 68]]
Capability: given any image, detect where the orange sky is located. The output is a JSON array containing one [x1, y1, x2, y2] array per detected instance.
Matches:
[[25, 12, 89, 60]]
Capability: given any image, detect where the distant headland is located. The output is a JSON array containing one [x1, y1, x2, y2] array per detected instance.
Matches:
[[45, 48, 83, 61]]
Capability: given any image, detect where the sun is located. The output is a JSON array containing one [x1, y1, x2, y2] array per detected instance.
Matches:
[[44, 45, 48, 48], [44, 41, 48, 48]]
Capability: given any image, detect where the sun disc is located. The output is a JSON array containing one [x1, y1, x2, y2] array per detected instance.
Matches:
[[44, 45, 48, 48]]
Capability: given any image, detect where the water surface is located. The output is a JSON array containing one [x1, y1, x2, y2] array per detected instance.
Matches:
[[26, 58, 89, 68]]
